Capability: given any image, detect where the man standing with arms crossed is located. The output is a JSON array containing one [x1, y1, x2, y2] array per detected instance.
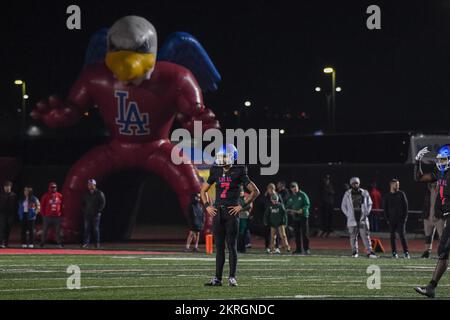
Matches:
[[286, 182, 311, 255], [0, 181, 18, 248], [82, 179, 106, 249], [383, 179, 410, 259], [415, 145, 450, 298], [201, 144, 260, 287]]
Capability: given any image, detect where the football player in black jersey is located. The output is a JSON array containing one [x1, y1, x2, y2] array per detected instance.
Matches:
[[201, 144, 260, 286], [414, 145, 450, 298]]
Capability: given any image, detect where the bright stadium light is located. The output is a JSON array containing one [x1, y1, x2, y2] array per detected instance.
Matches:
[[315, 87, 321, 92], [27, 125, 41, 137], [13, 79, 28, 133], [244, 100, 252, 107], [322, 67, 336, 131], [336, 87, 342, 92], [280, 129, 285, 134]]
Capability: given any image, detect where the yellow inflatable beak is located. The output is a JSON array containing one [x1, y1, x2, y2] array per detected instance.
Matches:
[[105, 51, 156, 82]]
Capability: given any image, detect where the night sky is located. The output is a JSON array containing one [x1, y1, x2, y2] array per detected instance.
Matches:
[[2, 0, 450, 135]]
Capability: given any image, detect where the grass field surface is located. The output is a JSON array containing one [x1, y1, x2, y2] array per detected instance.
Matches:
[[0, 248, 447, 300]]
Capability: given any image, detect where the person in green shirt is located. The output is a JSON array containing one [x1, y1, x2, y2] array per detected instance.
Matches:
[[264, 193, 291, 254], [286, 182, 311, 255], [238, 188, 253, 253]]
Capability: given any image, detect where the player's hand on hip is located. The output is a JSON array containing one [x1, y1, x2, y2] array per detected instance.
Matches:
[[228, 205, 243, 216], [415, 147, 430, 161], [206, 206, 217, 217]]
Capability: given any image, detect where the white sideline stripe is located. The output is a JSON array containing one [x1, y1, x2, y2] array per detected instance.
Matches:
[[140, 257, 290, 262], [2, 283, 449, 294], [0, 276, 437, 282], [0, 275, 167, 281], [223, 295, 399, 299], [0, 267, 439, 274], [0, 260, 436, 266], [141, 257, 209, 261], [0, 262, 291, 267], [0, 284, 190, 292]]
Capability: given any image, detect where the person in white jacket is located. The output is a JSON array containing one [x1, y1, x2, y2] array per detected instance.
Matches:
[[341, 177, 377, 258]]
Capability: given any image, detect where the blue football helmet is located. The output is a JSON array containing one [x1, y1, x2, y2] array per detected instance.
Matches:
[[215, 144, 238, 166], [436, 144, 450, 172]]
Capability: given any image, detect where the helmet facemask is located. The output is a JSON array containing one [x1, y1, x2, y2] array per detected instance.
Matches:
[[215, 152, 234, 166], [436, 155, 450, 172]]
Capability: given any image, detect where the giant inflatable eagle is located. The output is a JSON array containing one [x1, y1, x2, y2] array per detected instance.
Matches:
[[31, 16, 221, 241]]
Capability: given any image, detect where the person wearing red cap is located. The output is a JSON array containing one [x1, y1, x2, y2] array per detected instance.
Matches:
[[40, 182, 63, 248]]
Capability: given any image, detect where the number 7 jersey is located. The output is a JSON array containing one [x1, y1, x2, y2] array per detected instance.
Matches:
[[207, 165, 251, 206]]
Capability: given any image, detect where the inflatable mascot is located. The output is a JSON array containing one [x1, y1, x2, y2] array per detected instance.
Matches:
[[31, 16, 221, 241]]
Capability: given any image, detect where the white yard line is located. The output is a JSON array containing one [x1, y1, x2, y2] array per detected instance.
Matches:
[[139, 257, 291, 262]]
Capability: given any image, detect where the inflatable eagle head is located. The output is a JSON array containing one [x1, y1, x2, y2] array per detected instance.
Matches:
[[105, 16, 158, 85]]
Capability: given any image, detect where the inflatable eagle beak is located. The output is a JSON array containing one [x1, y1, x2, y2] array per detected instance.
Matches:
[[105, 16, 157, 83]]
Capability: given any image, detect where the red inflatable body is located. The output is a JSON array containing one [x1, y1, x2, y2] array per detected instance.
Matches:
[[32, 61, 219, 241]]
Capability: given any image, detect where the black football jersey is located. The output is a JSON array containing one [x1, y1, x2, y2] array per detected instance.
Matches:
[[431, 168, 450, 215], [207, 165, 251, 206]]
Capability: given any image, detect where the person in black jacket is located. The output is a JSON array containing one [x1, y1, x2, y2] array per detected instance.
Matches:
[[185, 193, 205, 252], [81, 179, 106, 249], [276, 181, 290, 204], [383, 178, 409, 259], [0, 181, 18, 248], [318, 174, 335, 238]]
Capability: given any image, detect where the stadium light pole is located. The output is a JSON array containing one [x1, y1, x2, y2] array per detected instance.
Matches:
[[14, 80, 27, 134], [323, 67, 336, 132]]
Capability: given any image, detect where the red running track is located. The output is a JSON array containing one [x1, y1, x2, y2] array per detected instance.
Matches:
[[0, 238, 434, 255], [0, 249, 179, 255]]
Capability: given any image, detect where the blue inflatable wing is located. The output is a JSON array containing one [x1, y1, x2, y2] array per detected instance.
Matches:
[[83, 30, 221, 92], [158, 32, 221, 92], [84, 28, 108, 67]]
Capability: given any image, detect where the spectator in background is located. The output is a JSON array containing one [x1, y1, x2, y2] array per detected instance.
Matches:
[[421, 182, 444, 258], [277, 180, 294, 241], [238, 188, 253, 253], [369, 181, 382, 232], [383, 179, 410, 259], [341, 177, 377, 258], [185, 192, 204, 252], [286, 182, 311, 255], [264, 183, 278, 204], [82, 179, 106, 249], [264, 193, 290, 254], [276, 181, 290, 203], [40, 182, 63, 248], [18, 186, 40, 248], [318, 174, 335, 238], [263, 183, 279, 253], [0, 181, 18, 248]]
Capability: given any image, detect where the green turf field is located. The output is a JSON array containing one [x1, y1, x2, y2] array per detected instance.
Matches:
[[0, 250, 448, 300]]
